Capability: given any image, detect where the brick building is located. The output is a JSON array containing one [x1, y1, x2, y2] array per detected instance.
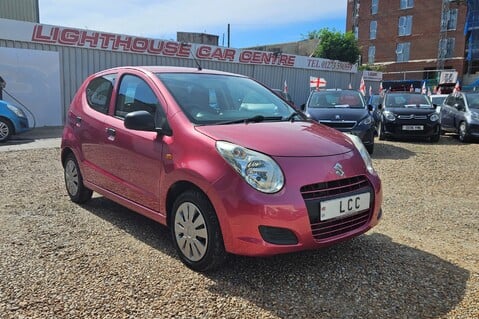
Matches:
[[347, 0, 479, 85]]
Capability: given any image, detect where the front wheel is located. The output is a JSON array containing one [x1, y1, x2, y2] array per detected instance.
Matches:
[[458, 121, 470, 143], [64, 153, 93, 203], [430, 132, 440, 143], [171, 190, 226, 272], [0, 117, 13, 143]]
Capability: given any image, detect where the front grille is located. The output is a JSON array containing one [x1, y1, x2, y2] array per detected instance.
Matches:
[[300, 176, 373, 242], [397, 114, 427, 120], [320, 121, 356, 130]]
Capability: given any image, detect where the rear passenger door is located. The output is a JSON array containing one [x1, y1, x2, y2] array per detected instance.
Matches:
[[440, 95, 455, 130], [101, 73, 165, 211]]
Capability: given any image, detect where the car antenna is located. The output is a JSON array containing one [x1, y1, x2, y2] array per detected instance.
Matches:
[[182, 42, 202, 71]]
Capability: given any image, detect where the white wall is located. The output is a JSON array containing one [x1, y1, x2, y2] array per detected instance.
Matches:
[[0, 47, 62, 127]]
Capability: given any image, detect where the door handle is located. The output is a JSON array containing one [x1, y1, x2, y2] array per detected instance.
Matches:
[[106, 128, 116, 141]]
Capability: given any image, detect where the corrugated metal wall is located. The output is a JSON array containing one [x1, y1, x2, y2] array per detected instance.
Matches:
[[0, 39, 367, 123], [0, 0, 39, 22]]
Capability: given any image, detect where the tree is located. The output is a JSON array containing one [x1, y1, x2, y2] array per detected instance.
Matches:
[[309, 28, 360, 65]]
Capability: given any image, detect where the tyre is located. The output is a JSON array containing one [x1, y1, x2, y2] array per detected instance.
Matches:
[[171, 190, 226, 272], [378, 122, 386, 141], [0, 117, 13, 143], [366, 143, 374, 154], [64, 153, 93, 203], [458, 121, 470, 143], [430, 132, 440, 143]]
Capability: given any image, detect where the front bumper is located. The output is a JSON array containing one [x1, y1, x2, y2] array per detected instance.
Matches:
[[208, 152, 383, 256], [383, 120, 440, 138]]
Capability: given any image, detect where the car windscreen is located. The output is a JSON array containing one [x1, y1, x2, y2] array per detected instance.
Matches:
[[156, 73, 299, 124], [465, 93, 479, 108], [308, 91, 365, 109], [385, 94, 432, 108]]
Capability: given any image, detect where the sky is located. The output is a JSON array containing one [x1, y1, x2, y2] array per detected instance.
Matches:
[[37, 0, 347, 48]]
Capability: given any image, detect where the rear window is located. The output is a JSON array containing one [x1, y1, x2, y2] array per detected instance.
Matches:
[[86, 74, 115, 114]]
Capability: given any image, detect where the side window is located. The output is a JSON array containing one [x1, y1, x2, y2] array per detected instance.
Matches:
[[115, 74, 160, 119], [86, 74, 115, 114]]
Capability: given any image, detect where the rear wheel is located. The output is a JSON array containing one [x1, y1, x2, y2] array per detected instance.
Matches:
[[0, 117, 13, 142], [64, 153, 93, 203], [458, 121, 470, 143], [171, 190, 226, 272]]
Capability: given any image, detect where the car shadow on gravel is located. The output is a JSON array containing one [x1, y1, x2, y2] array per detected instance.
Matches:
[[81, 197, 469, 319], [372, 142, 416, 159], [207, 234, 469, 318]]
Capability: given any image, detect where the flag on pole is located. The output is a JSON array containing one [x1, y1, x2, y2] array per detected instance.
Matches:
[[359, 76, 366, 96], [283, 80, 288, 93], [437, 86, 441, 94], [310, 76, 327, 90], [369, 85, 373, 97], [348, 83, 352, 89], [379, 82, 384, 96], [421, 81, 427, 94], [453, 80, 461, 93], [409, 84, 414, 92]]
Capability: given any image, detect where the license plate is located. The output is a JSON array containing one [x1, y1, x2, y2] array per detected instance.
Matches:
[[402, 125, 423, 131], [320, 192, 370, 221]]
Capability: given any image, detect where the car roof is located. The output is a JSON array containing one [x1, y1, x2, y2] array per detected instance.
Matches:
[[95, 66, 246, 77]]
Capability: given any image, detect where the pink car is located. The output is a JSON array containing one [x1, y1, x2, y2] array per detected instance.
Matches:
[[61, 66, 383, 272]]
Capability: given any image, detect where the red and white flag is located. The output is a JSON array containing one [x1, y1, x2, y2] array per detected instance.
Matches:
[[359, 76, 366, 96], [379, 82, 384, 96], [409, 84, 414, 92], [283, 80, 288, 93], [453, 80, 461, 93], [421, 81, 427, 94], [369, 85, 373, 96], [310, 76, 327, 90]]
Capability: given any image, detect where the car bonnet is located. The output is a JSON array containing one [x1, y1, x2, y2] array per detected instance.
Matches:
[[195, 121, 353, 157]]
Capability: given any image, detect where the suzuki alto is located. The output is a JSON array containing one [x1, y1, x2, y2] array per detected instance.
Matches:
[[61, 66, 383, 271]]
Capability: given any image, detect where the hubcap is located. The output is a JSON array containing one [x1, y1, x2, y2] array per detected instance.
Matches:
[[174, 202, 208, 262], [0, 121, 9, 140], [65, 159, 79, 196], [459, 123, 466, 140]]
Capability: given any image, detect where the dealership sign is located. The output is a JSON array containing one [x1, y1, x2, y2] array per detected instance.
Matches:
[[0, 18, 357, 73]]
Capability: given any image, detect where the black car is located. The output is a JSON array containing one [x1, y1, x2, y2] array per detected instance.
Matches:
[[302, 89, 375, 154], [377, 92, 440, 142], [440, 91, 479, 142]]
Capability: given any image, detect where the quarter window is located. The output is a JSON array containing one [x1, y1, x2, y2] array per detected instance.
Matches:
[[370, 21, 377, 39], [398, 16, 413, 36], [400, 0, 414, 9], [396, 42, 410, 62], [86, 74, 115, 114]]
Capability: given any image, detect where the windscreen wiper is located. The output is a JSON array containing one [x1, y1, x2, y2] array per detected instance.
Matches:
[[217, 115, 282, 125]]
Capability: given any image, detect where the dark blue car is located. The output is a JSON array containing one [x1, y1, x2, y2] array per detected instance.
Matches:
[[0, 99, 30, 142], [302, 89, 375, 154]]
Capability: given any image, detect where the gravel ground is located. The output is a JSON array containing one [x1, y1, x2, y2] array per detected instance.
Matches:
[[0, 134, 478, 318]]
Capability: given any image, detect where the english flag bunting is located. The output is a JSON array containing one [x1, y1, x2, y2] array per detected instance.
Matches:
[[453, 81, 461, 93], [310, 76, 327, 90], [359, 76, 366, 96]]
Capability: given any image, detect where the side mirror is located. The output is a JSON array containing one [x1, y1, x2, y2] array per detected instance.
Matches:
[[367, 104, 373, 111], [124, 110, 173, 136], [377, 104, 383, 110], [300, 103, 306, 111]]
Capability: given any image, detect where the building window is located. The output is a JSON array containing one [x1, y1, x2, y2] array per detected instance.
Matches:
[[396, 42, 410, 62], [368, 46, 376, 63], [398, 15, 413, 36], [400, 0, 414, 9], [439, 38, 455, 59], [441, 9, 458, 31], [371, 0, 378, 14], [370, 21, 377, 39]]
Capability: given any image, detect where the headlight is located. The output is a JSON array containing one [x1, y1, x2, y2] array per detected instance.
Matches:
[[384, 111, 395, 121], [216, 141, 284, 193], [430, 113, 439, 122], [471, 111, 479, 120], [358, 116, 373, 126], [7, 104, 26, 118], [344, 133, 376, 175]]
